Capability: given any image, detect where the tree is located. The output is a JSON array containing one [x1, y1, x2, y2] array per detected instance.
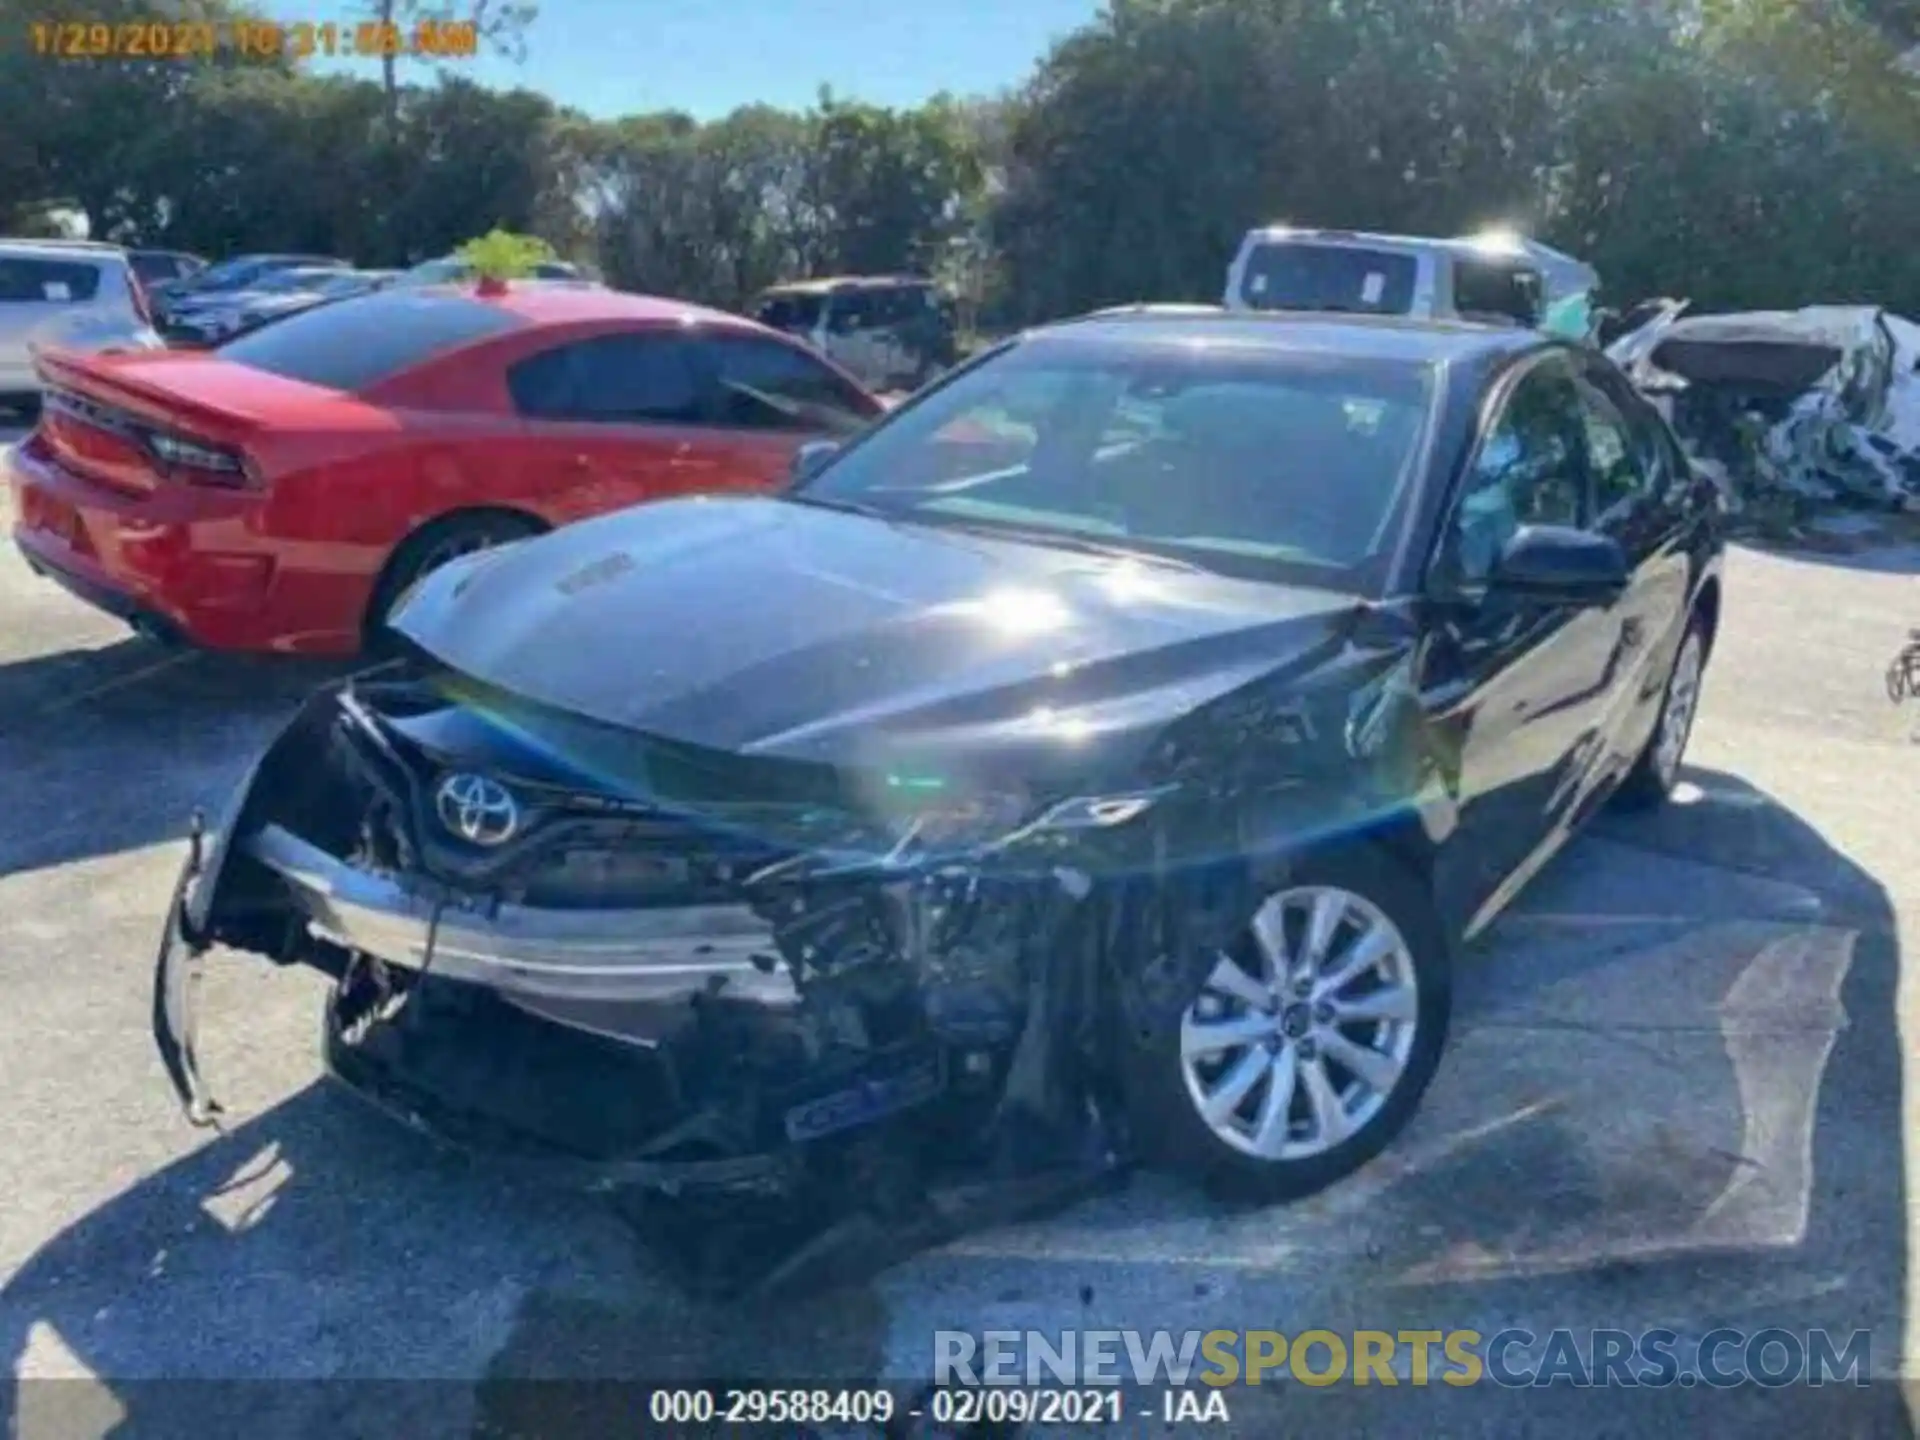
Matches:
[[360, 0, 539, 128], [801, 95, 982, 277]]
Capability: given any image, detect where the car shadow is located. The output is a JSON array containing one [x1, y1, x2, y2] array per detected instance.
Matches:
[[0, 767, 1905, 1438], [0, 639, 352, 876]]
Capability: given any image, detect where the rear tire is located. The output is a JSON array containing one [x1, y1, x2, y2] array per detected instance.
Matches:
[[1120, 845, 1451, 1203], [363, 510, 541, 653], [1613, 614, 1708, 811]]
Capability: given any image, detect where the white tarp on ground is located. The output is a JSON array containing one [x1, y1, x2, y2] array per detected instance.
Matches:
[[1607, 301, 1920, 515]]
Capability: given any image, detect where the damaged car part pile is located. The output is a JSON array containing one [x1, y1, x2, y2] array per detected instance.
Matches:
[[154, 308, 1724, 1296], [1608, 301, 1920, 519]]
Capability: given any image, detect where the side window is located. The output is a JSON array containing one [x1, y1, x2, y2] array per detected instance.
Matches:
[[507, 334, 704, 424], [1572, 379, 1652, 520], [873, 289, 919, 329], [703, 335, 873, 431], [1452, 260, 1544, 327], [826, 290, 874, 335], [1443, 364, 1585, 584]]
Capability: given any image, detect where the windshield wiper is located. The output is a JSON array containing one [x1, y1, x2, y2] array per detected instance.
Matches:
[[935, 519, 1206, 572], [781, 492, 896, 521]]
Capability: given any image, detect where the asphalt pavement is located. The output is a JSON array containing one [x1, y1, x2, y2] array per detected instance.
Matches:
[[1, 427, 1917, 1437]]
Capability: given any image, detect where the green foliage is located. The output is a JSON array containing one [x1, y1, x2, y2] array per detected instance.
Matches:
[[5, 0, 1918, 322], [454, 228, 557, 279]]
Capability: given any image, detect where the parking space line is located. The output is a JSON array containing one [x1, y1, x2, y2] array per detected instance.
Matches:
[[35, 648, 198, 718]]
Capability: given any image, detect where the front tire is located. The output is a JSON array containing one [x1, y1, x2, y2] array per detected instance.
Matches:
[[1122, 846, 1451, 1202]]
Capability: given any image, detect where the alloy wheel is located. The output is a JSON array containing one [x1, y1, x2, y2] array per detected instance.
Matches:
[[1653, 630, 1704, 788], [1178, 884, 1420, 1162], [416, 527, 506, 577]]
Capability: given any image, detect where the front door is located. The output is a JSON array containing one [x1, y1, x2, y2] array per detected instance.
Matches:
[[683, 331, 885, 490], [1417, 355, 1622, 936], [1568, 362, 1695, 791]]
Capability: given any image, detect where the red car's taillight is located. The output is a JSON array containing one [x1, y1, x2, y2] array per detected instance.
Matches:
[[142, 430, 259, 488]]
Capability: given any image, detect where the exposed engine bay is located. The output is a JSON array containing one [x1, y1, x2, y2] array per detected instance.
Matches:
[[155, 666, 1269, 1295]]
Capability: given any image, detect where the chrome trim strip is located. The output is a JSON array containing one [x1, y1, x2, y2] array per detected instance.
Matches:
[[244, 824, 795, 1005]]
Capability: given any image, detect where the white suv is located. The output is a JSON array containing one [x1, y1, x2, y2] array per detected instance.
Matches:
[[1222, 226, 1597, 331], [0, 241, 164, 408]]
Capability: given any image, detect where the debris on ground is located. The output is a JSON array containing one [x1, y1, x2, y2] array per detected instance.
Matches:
[[1889, 629, 1920, 710], [1607, 302, 1920, 529]]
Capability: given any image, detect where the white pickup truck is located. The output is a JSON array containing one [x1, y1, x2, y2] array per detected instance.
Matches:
[[1222, 225, 1599, 337]]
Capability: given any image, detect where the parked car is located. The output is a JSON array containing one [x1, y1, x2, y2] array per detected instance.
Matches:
[[219, 268, 399, 336], [149, 253, 349, 316], [1223, 226, 1574, 330], [129, 249, 207, 287], [8, 282, 884, 652], [394, 255, 589, 287], [753, 275, 958, 392], [150, 310, 1725, 1212], [0, 240, 163, 410], [163, 267, 389, 345]]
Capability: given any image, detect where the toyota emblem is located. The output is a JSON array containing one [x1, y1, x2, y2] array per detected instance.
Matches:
[[435, 772, 520, 846]]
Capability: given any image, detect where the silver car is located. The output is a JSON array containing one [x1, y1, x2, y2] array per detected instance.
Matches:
[[752, 276, 959, 393], [0, 241, 163, 405]]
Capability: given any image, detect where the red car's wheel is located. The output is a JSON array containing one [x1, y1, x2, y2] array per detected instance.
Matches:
[[364, 509, 543, 652]]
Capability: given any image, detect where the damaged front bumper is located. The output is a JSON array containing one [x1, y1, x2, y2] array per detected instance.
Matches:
[[151, 676, 1125, 1196]]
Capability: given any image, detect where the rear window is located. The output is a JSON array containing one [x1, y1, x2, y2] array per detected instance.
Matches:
[[755, 292, 824, 330], [215, 290, 521, 391], [130, 253, 181, 284], [0, 258, 103, 304], [1240, 242, 1418, 315]]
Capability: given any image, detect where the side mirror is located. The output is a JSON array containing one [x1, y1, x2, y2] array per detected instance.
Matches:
[[1490, 524, 1629, 606], [790, 439, 840, 483]]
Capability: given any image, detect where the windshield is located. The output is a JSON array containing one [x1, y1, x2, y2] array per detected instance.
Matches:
[[1241, 242, 1419, 315], [251, 269, 332, 294], [794, 336, 1437, 591], [196, 259, 272, 290], [398, 258, 469, 286]]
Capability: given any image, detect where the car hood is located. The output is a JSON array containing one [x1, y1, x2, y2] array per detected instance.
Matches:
[[393, 495, 1367, 786]]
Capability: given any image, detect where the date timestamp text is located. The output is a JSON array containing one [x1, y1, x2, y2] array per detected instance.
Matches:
[[29, 19, 480, 61]]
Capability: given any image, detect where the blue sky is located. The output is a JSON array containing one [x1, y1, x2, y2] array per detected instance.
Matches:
[[273, 0, 1104, 119]]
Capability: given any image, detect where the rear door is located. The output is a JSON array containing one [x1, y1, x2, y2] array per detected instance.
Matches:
[[1417, 354, 1620, 934], [683, 331, 883, 489], [505, 331, 715, 519]]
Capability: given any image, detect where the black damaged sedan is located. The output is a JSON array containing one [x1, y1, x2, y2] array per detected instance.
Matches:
[[155, 309, 1724, 1221]]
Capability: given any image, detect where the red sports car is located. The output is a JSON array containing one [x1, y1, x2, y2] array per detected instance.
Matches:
[[7, 283, 886, 654]]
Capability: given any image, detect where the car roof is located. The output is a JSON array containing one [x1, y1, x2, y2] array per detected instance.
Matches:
[[1033, 307, 1550, 366], [0, 240, 126, 267], [420, 283, 751, 330], [1237, 225, 1546, 266], [761, 275, 934, 296]]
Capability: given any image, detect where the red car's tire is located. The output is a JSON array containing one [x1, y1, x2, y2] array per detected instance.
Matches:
[[363, 508, 543, 652]]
